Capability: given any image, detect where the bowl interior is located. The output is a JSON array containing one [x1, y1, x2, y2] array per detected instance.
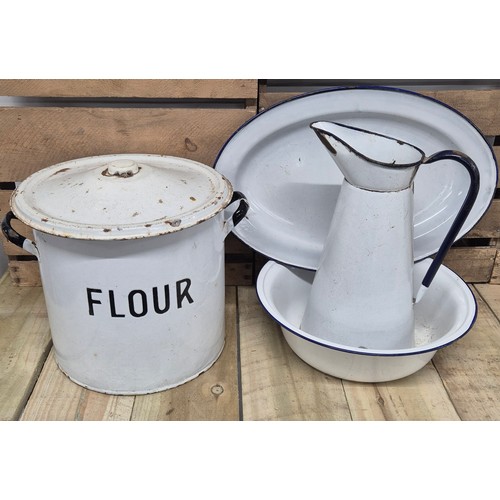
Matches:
[[258, 259, 477, 356]]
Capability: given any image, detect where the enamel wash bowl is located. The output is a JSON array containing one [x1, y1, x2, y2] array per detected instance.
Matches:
[[256, 259, 477, 383]]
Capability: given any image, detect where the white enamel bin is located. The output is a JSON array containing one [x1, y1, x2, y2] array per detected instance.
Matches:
[[2, 154, 248, 395]]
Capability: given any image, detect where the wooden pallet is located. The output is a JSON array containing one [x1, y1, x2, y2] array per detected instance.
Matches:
[[257, 81, 500, 284], [0, 79, 258, 286]]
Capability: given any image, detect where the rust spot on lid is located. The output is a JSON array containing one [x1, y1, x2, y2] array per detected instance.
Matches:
[[158, 199, 164, 204], [41, 217, 49, 222], [190, 196, 196, 201], [132, 212, 139, 217], [145, 224, 152, 228], [103, 228, 111, 232], [165, 219, 181, 227]]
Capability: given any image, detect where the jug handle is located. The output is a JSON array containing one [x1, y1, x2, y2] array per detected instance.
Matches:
[[1, 211, 40, 258], [415, 150, 480, 302], [223, 191, 249, 239]]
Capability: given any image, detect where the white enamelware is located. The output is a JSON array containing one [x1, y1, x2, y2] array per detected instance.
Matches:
[[256, 260, 477, 383], [300, 121, 479, 351], [2, 154, 248, 395], [215, 86, 498, 270]]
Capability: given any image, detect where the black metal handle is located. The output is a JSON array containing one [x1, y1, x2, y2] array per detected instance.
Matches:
[[229, 191, 249, 228], [1, 211, 27, 248], [420, 150, 480, 291]]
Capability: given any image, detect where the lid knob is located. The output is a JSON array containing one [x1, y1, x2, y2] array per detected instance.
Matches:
[[104, 159, 140, 177]]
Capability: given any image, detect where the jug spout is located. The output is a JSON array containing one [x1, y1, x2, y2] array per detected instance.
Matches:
[[311, 121, 425, 192]]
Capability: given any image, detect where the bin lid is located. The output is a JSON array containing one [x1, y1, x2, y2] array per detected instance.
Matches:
[[11, 154, 233, 240]]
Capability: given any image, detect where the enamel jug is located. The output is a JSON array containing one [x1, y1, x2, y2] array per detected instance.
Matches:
[[300, 121, 480, 350]]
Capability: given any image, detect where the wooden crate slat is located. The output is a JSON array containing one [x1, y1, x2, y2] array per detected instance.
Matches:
[[224, 233, 253, 255], [1, 234, 32, 256], [7, 260, 41, 286], [467, 198, 500, 238], [492, 258, 500, 284], [0, 79, 258, 100], [0, 190, 28, 256], [0, 189, 34, 256], [0, 188, 12, 208], [259, 86, 500, 136], [432, 286, 500, 420], [0, 106, 255, 182], [475, 283, 500, 319], [418, 89, 500, 136], [493, 145, 500, 177], [443, 247, 496, 283], [0, 273, 51, 420], [131, 287, 239, 420], [225, 262, 253, 286], [238, 285, 352, 420], [490, 240, 500, 284]]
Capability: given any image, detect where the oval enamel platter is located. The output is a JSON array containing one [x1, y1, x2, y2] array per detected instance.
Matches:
[[214, 86, 498, 270]]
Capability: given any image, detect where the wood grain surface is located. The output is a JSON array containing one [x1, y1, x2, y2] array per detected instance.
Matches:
[[432, 287, 500, 420], [0, 79, 258, 100], [0, 273, 51, 420], [2, 272, 500, 421], [0, 107, 255, 182]]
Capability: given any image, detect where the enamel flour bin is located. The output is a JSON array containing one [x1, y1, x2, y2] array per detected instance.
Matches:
[[1, 154, 248, 395]]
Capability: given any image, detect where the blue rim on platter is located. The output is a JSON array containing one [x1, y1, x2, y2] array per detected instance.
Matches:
[[214, 86, 498, 270]]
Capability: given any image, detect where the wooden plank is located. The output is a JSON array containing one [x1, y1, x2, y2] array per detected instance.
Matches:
[[238, 286, 352, 420], [0, 189, 12, 208], [0, 188, 12, 214], [225, 234, 254, 285], [0, 272, 51, 420], [0, 190, 29, 256], [0, 79, 258, 100], [0, 189, 34, 256], [342, 363, 460, 421], [225, 262, 253, 286], [467, 198, 500, 238], [7, 260, 41, 286], [259, 86, 500, 136], [20, 350, 135, 421], [443, 247, 496, 283], [0, 107, 256, 181], [225, 233, 253, 255], [475, 283, 500, 320], [258, 88, 297, 110], [131, 287, 239, 420], [494, 146, 500, 187], [491, 244, 500, 284], [432, 286, 500, 420], [418, 89, 500, 136]]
